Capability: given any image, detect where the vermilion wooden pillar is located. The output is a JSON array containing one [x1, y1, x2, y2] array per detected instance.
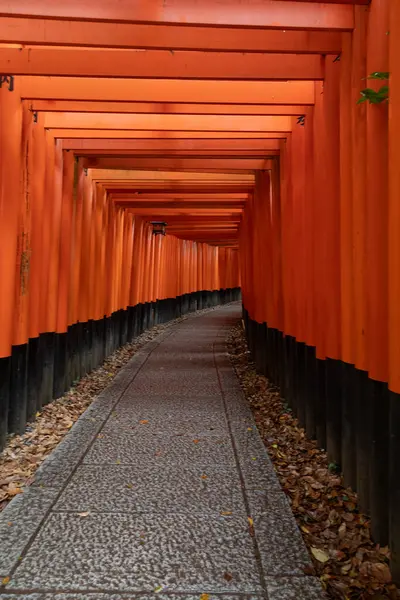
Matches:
[[388, 0, 400, 583], [339, 31, 357, 490], [26, 114, 46, 419], [351, 6, 370, 513], [53, 150, 74, 398], [312, 58, 341, 456], [68, 159, 84, 328], [47, 139, 63, 335], [365, 0, 390, 545], [0, 81, 23, 444], [13, 102, 33, 349]]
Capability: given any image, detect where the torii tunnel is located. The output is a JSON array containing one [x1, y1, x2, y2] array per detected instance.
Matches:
[[0, 0, 400, 581]]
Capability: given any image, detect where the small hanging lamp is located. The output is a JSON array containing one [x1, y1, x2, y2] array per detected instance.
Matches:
[[150, 221, 167, 236]]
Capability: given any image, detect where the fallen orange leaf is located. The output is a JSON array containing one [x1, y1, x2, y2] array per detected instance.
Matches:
[[140, 420, 149, 425], [2, 576, 10, 585]]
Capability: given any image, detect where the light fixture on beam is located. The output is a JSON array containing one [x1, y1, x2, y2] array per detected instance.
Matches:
[[150, 221, 167, 236]]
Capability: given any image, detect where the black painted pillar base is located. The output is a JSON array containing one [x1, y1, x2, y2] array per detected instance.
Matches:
[[8, 344, 28, 435], [282, 334, 292, 401], [304, 345, 317, 440], [356, 368, 372, 515], [136, 304, 143, 334], [53, 332, 68, 399], [127, 306, 135, 342], [276, 331, 285, 392], [183, 294, 190, 315], [253, 322, 262, 374], [0, 356, 11, 451], [66, 324, 77, 388], [120, 310, 128, 346], [212, 290, 219, 306], [259, 323, 268, 378], [38, 332, 55, 407], [96, 318, 106, 366], [144, 302, 151, 331], [370, 379, 389, 545], [296, 342, 307, 429], [202, 291, 208, 310], [285, 335, 297, 414], [87, 319, 95, 372], [341, 361, 357, 490], [76, 323, 85, 379], [197, 291, 203, 310], [175, 296, 181, 319], [27, 336, 41, 422], [389, 391, 400, 584], [315, 357, 327, 449], [104, 316, 113, 359], [189, 294, 197, 313], [325, 358, 342, 467]]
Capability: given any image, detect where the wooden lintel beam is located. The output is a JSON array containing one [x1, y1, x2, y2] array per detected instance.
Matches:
[[114, 201, 245, 209], [33, 100, 308, 116], [0, 47, 324, 80], [43, 113, 292, 133], [55, 131, 287, 140], [75, 151, 280, 158], [108, 194, 248, 201], [0, 17, 343, 52], [62, 139, 281, 151], [83, 157, 274, 170], [0, 1, 354, 30], [20, 77, 315, 105]]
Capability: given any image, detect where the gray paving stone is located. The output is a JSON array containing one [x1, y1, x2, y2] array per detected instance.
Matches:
[[102, 406, 228, 436], [233, 429, 282, 494], [83, 430, 235, 466], [149, 354, 216, 368], [0, 487, 59, 574], [0, 592, 263, 600], [127, 372, 221, 397], [8, 513, 262, 593], [217, 368, 243, 394], [265, 577, 326, 599], [248, 491, 313, 576], [54, 464, 245, 515], [67, 414, 105, 439], [116, 395, 225, 413], [78, 391, 118, 421], [33, 418, 103, 487], [224, 393, 255, 423]]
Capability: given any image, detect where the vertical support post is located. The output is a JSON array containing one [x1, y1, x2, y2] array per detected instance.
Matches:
[[388, 0, 400, 582], [0, 81, 22, 444]]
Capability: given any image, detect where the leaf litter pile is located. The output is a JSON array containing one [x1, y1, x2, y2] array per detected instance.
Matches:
[[0, 307, 218, 513], [227, 322, 399, 600]]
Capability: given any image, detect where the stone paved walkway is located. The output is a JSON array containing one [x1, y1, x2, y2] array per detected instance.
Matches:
[[0, 305, 324, 600]]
